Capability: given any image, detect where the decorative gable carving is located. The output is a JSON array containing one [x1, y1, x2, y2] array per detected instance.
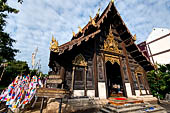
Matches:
[[72, 54, 87, 66], [104, 27, 121, 54], [135, 66, 144, 75]]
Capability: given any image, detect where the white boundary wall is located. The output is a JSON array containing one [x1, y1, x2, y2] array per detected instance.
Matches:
[[146, 28, 170, 64]]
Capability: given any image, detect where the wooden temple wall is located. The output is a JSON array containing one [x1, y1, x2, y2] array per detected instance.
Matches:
[[97, 54, 107, 98], [127, 54, 151, 96], [63, 52, 96, 97]]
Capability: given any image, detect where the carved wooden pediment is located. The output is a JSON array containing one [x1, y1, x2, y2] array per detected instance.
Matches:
[[72, 54, 87, 66], [104, 27, 121, 54]]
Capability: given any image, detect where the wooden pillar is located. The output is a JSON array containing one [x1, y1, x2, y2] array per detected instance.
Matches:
[[140, 74, 149, 95], [58, 98, 63, 113], [121, 42, 135, 95], [119, 57, 127, 97], [143, 70, 152, 95], [40, 98, 44, 113], [84, 67, 87, 96], [71, 66, 75, 91], [135, 73, 142, 95], [60, 67, 65, 81], [94, 39, 98, 97], [102, 53, 109, 98]]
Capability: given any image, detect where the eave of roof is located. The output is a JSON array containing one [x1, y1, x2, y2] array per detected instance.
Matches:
[[57, 30, 101, 55]]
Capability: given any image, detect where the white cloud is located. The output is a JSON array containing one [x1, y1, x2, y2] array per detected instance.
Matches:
[[115, 0, 170, 43], [5, 0, 170, 73]]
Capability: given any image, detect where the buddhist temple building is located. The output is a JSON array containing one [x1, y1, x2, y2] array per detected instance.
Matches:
[[49, 1, 154, 99]]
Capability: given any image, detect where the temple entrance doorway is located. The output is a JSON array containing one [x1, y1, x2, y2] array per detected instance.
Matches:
[[106, 61, 124, 97]]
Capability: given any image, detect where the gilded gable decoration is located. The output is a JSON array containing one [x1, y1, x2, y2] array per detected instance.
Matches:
[[104, 27, 121, 54], [135, 66, 144, 75], [50, 36, 59, 52], [72, 54, 87, 66], [105, 54, 120, 65]]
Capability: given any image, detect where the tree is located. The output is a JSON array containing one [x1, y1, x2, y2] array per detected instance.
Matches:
[[0, 60, 29, 86], [0, 0, 23, 64], [147, 64, 170, 99]]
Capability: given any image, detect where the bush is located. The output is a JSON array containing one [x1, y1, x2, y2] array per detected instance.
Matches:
[[147, 64, 170, 99]]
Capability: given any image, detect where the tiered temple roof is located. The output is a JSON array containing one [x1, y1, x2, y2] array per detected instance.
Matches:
[[50, 1, 154, 71]]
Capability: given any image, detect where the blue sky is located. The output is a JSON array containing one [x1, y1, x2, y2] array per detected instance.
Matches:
[[5, 0, 170, 73]]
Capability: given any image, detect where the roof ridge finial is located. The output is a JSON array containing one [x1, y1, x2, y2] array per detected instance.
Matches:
[[52, 35, 55, 42], [89, 16, 96, 26], [78, 26, 82, 33], [71, 28, 76, 37], [72, 31, 76, 37], [133, 34, 137, 41], [97, 7, 100, 15]]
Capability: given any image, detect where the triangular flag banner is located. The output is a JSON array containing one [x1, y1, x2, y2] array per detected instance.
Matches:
[[0, 75, 43, 112]]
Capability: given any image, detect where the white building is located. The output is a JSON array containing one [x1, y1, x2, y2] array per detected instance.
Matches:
[[146, 28, 170, 65]]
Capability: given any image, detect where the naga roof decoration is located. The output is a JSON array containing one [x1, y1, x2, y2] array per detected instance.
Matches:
[[50, 1, 154, 71]]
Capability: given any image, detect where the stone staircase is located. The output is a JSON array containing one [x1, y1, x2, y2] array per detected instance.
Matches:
[[99, 97, 167, 113]]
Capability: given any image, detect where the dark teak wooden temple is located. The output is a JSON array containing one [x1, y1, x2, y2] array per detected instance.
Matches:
[[49, 0, 154, 99]]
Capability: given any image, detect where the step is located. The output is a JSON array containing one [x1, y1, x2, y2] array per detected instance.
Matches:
[[104, 106, 116, 111], [108, 103, 146, 109], [100, 108, 112, 113], [125, 105, 166, 113], [143, 106, 166, 113], [97, 112, 103, 113], [108, 99, 144, 106], [103, 104, 147, 113], [151, 110, 167, 113], [126, 109, 166, 113], [117, 106, 144, 113]]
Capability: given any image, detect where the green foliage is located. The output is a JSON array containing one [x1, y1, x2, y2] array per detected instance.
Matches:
[[0, 0, 24, 86], [30, 69, 38, 76], [0, 0, 22, 64], [40, 73, 48, 78], [0, 60, 29, 86], [147, 64, 170, 99], [30, 70, 48, 78]]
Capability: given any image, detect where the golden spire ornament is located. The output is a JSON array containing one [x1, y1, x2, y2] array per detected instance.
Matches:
[[90, 16, 96, 26], [111, 0, 114, 3], [78, 26, 82, 33], [50, 35, 59, 52], [72, 31, 76, 37], [133, 34, 137, 41]]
